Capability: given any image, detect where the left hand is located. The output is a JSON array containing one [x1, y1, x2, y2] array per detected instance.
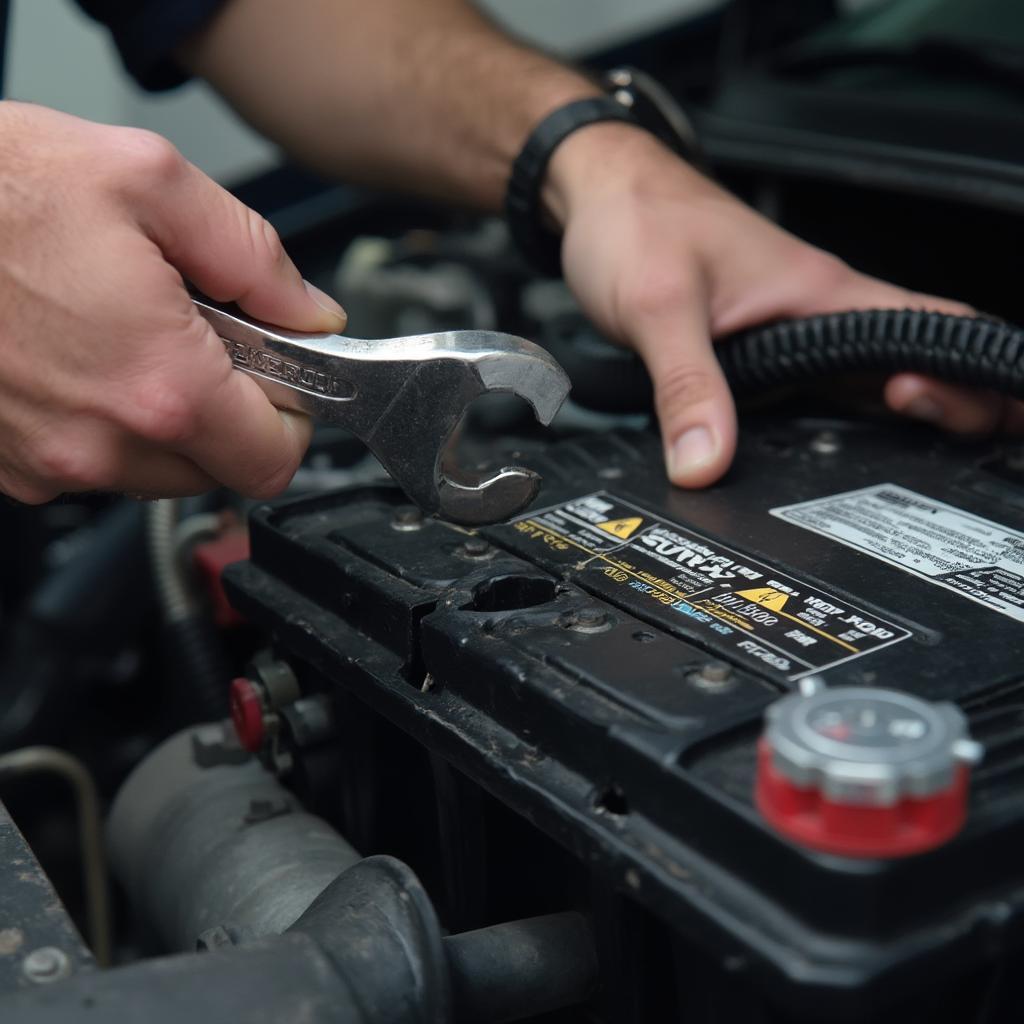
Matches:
[[545, 123, 1017, 488]]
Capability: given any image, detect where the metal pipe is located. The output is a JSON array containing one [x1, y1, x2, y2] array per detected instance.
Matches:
[[107, 724, 360, 951], [0, 747, 111, 967]]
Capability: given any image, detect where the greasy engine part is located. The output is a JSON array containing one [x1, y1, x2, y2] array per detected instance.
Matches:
[[0, 858, 596, 1024], [27, 722, 597, 1024], [223, 416, 1024, 1023], [0, 799, 93, 994], [107, 723, 360, 951], [0, 747, 110, 966]]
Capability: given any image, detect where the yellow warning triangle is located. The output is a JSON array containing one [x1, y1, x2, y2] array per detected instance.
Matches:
[[736, 587, 789, 611], [596, 516, 643, 540]]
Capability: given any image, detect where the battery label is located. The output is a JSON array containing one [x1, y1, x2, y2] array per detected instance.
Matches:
[[506, 492, 910, 680], [772, 483, 1024, 624]]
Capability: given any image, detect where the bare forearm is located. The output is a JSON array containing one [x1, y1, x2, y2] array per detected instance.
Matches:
[[182, 0, 599, 209]]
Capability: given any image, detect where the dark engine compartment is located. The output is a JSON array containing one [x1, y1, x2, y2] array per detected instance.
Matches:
[[4, 3, 1024, 1021]]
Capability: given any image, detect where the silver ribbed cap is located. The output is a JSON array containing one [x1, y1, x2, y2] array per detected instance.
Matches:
[[764, 685, 983, 807]]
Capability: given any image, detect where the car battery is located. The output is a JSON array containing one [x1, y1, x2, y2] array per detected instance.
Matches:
[[225, 416, 1024, 1023]]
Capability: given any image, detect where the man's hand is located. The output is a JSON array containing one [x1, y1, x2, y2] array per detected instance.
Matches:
[[182, 0, 1014, 490], [0, 102, 346, 503], [546, 123, 995, 487]]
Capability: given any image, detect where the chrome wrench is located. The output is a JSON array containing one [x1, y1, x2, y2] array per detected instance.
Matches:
[[193, 297, 571, 525]]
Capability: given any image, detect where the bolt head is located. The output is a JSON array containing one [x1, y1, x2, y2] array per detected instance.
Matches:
[[810, 431, 841, 455], [22, 947, 70, 984], [566, 607, 612, 633], [691, 661, 735, 691], [462, 537, 491, 558], [392, 506, 424, 531]]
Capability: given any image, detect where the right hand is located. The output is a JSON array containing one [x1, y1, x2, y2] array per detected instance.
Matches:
[[546, 123, 984, 489], [0, 101, 347, 504]]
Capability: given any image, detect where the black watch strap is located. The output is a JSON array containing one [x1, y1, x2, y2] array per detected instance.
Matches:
[[504, 96, 636, 277]]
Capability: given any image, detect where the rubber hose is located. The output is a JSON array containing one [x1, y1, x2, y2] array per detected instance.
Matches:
[[719, 310, 1024, 397], [147, 499, 193, 624], [162, 614, 231, 725], [147, 499, 230, 724]]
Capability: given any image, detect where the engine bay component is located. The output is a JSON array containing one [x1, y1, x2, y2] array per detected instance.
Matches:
[[0, 798, 93, 993], [224, 416, 1024, 1022], [107, 724, 360, 950], [14, 722, 597, 1024], [194, 297, 571, 525], [756, 679, 982, 857]]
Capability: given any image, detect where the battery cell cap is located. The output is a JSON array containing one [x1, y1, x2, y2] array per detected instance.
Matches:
[[755, 682, 982, 857]]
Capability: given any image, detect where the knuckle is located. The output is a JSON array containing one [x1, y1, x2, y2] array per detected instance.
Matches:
[[247, 213, 287, 271], [241, 450, 301, 500], [114, 128, 184, 183], [31, 434, 115, 492], [120, 384, 201, 446], [793, 247, 849, 293], [655, 361, 720, 413]]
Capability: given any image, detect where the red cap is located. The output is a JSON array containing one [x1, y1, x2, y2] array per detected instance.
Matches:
[[230, 677, 266, 754], [755, 739, 969, 858]]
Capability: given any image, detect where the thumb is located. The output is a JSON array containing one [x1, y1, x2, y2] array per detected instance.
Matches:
[[634, 305, 737, 489], [134, 145, 346, 333]]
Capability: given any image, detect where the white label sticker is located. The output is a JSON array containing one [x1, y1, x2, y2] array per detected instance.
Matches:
[[771, 484, 1024, 623]]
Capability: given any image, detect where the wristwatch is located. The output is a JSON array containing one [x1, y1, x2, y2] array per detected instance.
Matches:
[[504, 66, 702, 277]]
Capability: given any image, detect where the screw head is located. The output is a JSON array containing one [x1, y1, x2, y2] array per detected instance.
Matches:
[[392, 506, 424, 532], [462, 537, 491, 558], [690, 661, 735, 691], [810, 430, 841, 455], [22, 947, 70, 984], [567, 607, 611, 633]]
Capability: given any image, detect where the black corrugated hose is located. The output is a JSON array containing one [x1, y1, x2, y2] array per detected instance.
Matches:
[[718, 309, 1024, 397]]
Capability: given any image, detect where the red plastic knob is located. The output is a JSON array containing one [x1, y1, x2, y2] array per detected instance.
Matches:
[[755, 685, 981, 859], [756, 739, 970, 858], [230, 677, 266, 754]]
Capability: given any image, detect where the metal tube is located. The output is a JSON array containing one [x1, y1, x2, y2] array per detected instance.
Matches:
[[107, 724, 360, 951], [0, 747, 111, 967]]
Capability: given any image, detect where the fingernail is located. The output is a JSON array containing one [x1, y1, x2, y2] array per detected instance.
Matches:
[[669, 425, 718, 478], [304, 280, 347, 327], [903, 395, 943, 424]]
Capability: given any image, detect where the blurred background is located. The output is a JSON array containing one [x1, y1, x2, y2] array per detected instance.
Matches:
[[6, 0, 720, 183]]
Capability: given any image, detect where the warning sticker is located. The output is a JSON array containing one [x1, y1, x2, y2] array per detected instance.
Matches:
[[506, 492, 910, 680], [772, 483, 1024, 624]]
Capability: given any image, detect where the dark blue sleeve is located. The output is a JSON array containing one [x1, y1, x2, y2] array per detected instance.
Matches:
[[0, 1, 9, 95], [72, 0, 231, 91]]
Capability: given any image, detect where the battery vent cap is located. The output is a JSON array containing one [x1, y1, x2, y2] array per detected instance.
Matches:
[[756, 680, 983, 858]]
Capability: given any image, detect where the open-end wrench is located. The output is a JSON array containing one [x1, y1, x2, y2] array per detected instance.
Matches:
[[193, 297, 571, 525]]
